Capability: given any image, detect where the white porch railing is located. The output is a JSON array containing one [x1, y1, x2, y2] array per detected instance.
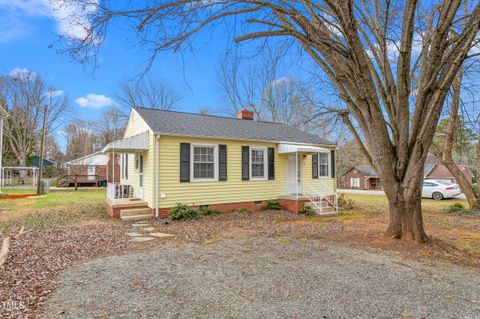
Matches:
[[282, 179, 338, 215], [107, 183, 133, 201], [303, 182, 338, 215]]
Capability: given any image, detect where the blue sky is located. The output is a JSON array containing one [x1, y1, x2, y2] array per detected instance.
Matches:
[[0, 1, 236, 127]]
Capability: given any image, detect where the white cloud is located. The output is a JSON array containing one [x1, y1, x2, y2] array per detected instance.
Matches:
[[45, 89, 64, 98], [0, 0, 98, 41], [9, 67, 36, 79], [49, 0, 99, 41], [75, 93, 113, 109]]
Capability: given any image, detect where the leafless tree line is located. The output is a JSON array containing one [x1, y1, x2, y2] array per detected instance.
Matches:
[[0, 72, 70, 168], [217, 47, 343, 139]]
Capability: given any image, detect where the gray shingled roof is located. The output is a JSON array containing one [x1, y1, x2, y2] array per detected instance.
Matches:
[[135, 107, 335, 145], [355, 165, 378, 177]]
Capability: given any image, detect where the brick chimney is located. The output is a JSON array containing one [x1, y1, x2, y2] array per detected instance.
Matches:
[[237, 108, 254, 120]]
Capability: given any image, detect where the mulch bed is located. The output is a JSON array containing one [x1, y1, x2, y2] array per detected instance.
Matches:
[[0, 225, 129, 318], [152, 210, 345, 244]]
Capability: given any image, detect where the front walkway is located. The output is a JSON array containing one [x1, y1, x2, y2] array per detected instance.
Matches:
[[43, 238, 480, 319]]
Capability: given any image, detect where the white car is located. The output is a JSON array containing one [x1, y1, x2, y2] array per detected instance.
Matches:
[[422, 180, 461, 200]]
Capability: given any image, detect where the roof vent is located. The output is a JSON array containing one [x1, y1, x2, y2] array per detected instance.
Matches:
[[237, 108, 254, 120]]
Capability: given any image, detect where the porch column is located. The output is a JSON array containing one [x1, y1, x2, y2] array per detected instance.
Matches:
[[295, 150, 298, 199], [112, 150, 115, 184], [106, 153, 109, 184]]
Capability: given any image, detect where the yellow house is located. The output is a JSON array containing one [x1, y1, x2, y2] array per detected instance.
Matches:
[[102, 107, 338, 220]]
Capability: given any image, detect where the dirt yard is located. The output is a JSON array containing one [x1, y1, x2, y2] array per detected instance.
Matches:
[[1, 191, 479, 318], [42, 238, 480, 319]]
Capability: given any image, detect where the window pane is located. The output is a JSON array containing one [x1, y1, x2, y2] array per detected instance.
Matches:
[[251, 149, 265, 177], [193, 146, 215, 179], [319, 153, 328, 177]]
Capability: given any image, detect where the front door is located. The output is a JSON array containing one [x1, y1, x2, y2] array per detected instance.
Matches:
[[285, 154, 302, 195], [87, 166, 95, 181], [138, 153, 144, 199]]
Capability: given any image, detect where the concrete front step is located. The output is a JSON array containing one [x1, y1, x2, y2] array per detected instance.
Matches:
[[304, 202, 338, 215], [120, 207, 151, 221]]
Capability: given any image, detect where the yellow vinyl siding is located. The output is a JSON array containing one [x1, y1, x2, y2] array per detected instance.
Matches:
[[120, 109, 155, 207], [302, 153, 336, 195], [158, 136, 285, 208]]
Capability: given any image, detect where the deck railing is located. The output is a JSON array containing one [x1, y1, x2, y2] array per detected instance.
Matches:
[[56, 174, 103, 187]]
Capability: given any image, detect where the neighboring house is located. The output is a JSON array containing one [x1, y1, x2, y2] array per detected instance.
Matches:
[[58, 152, 119, 187], [424, 163, 474, 184], [343, 165, 382, 190], [29, 155, 56, 174], [343, 162, 473, 191], [102, 107, 338, 219]]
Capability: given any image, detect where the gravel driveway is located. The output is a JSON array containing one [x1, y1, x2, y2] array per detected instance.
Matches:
[[43, 238, 480, 319]]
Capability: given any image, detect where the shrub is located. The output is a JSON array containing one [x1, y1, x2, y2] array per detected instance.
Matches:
[[298, 206, 316, 216], [261, 200, 283, 211], [338, 193, 355, 209], [444, 203, 465, 213], [169, 203, 199, 220], [199, 207, 222, 216]]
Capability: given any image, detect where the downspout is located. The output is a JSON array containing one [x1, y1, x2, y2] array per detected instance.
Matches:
[[155, 135, 160, 220], [112, 150, 115, 184], [106, 153, 109, 184]]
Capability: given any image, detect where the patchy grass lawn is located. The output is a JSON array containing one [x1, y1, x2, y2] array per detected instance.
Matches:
[[322, 194, 480, 267], [0, 188, 123, 235], [0, 189, 110, 233], [344, 193, 467, 212], [1, 188, 38, 195]]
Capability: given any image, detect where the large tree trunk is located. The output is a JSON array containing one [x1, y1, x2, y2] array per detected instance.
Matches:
[[384, 181, 428, 243]]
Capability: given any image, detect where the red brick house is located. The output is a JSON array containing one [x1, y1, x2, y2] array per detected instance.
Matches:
[[343, 163, 474, 191], [424, 163, 474, 184], [343, 165, 382, 190]]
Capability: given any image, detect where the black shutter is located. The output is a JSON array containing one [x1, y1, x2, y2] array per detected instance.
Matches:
[[180, 143, 190, 182], [312, 154, 319, 179], [330, 150, 336, 178], [241, 146, 250, 180], [219, 144, 227, 181], [268, 147, 275, 180]]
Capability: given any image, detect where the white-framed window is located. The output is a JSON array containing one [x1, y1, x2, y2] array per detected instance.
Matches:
[[351, 178, 360, 188], [250, 147, 268, 179], [318, 153, 329, 177], [191, 144, 218, 181]]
